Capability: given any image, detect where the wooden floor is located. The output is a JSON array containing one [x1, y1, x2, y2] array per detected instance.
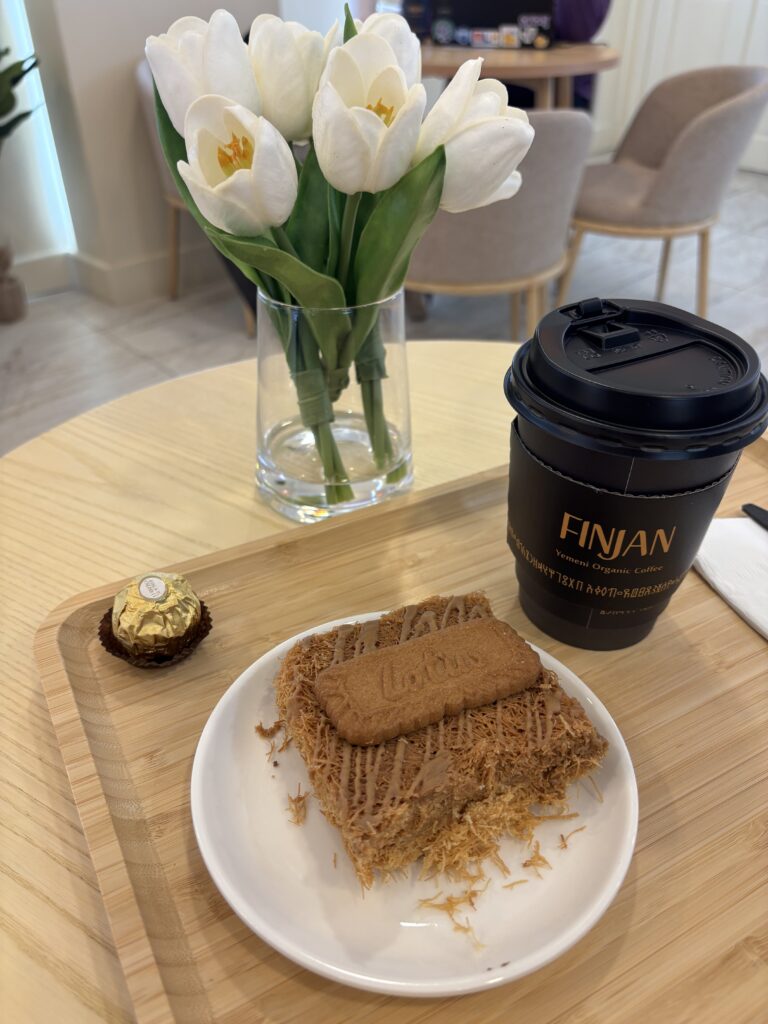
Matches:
[[1, 171, 766, 457]]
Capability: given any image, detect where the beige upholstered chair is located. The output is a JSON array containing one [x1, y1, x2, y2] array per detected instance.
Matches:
[[559, 66, 768, 316], [406, 110, 592, 339]]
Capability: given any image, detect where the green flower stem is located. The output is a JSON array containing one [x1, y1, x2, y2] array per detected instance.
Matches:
[[295, 315, 354, 504], [361, 377, 394, 471], [311, 423, 354, 504], [338, 191, 362, 297]]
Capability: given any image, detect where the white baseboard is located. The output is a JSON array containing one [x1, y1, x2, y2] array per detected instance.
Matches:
[[14, 252, 76, 294], [74, 240, 226, 305]]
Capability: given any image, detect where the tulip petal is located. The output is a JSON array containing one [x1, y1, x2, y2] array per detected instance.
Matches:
[[367, 83, 426, 192], [479, 170, 523, 209], [146, 36, 202, 135], [313, 83, 372, 194], [179, 159, 265, 235], [366, 64, 408, 111], [461, 79, 508, 126], [238, 118, 298, 227], [350, 106, 387, 174], [321, 45, 367, 108], [204, 9, 260, 115], [165, 16, 207, 42], [414, 58, 483, 163], [337, 33, 399, 94], [323, 20, 342, 60], [441, 116, 534, 213], [361, 13, 421, 87], [250, 16, 314, 140]]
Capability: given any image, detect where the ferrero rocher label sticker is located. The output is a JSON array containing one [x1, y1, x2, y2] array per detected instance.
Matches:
[[112, 571, 201, 656], [138, 575, 168, 601]]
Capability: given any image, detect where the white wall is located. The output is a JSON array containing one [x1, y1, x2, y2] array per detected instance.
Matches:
[[24, 0, 278, 303], [592, 0, 768, 171]]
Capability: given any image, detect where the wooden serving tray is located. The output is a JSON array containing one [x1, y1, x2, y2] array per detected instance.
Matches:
[[36, 450, 768, 1024]]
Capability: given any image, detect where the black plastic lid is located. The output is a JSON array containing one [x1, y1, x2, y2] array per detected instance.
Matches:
[[505, 298, 768, 458]]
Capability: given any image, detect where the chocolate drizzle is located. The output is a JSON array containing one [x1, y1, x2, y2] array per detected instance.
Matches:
[[331, 624, 354, 665], [301, 596, 550, 825]]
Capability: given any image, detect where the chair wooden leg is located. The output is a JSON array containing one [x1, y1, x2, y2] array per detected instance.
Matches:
[[168, 203, 181, 301], [656, 238, 672, 301], [510, 292, 521, 339], [525, 285, 541, 338], [697, 228, 710, 318], [242, 301, 256, 338], [539, 282, 549, 317], [557, 228, 584, 306]]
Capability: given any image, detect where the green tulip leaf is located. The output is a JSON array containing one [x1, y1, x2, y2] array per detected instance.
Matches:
[[343, 4, 358, 42], [285, 144, 331, 275], [340, 148, 445, 366], [353, 147, 445, 307], [325, 184, 343, 278], [207, 231, 346, 312]]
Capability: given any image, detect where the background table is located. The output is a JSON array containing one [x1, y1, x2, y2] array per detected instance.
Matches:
[[421, 42, 620, 108], [0, 341, 516, 1023]]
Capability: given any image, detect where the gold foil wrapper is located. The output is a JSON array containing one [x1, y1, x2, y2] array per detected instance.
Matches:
[[112, 572, 201, 657]]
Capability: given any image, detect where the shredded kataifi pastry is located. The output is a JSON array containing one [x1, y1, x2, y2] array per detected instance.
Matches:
[[274, 593, 608, 886]]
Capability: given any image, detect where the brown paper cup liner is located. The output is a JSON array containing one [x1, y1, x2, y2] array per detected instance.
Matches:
[[98, 600, 212, 669]]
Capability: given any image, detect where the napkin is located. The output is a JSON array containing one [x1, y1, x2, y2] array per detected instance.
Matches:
[[694, 517, 768, 640]]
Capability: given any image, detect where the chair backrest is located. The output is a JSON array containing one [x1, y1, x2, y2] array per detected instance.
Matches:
[[616, 66, 768, 169], [407, 110, 593, 290], [631, 68, 768, 226], [136, 58, 178, 199]]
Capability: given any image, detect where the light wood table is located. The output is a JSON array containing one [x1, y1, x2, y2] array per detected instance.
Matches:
[[421, 42, 620, 108], [4, 341, 767, 1022], [0, 341, 516, 1023]]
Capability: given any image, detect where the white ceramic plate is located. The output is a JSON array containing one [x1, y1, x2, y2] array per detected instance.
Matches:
[[191, 614, 638, 997]]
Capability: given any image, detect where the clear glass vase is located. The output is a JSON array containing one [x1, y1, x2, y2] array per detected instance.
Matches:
[[256, 289, 413, 522]]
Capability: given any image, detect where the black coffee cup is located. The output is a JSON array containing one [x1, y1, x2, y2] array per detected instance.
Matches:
[[504, 297, 768, 650]]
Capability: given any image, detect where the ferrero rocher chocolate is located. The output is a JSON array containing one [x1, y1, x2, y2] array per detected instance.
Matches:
[[111, 572, 201, 658]]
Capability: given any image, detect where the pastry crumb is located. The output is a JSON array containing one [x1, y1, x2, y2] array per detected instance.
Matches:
[[522, 840, 552, 879], [287, 784, 309, 825], [502, 879, 529, 891], [255, 719, 284, 739], [559, 825, 587, 849]]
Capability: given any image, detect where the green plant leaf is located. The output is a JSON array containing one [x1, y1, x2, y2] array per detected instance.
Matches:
[[339, 148, 445, 367], [325, 184, 342, 278], [0, 89, 16, 118], [343, 4, 358, 42], [208, 230, 346, 313], [0, 56, 36, 97], [0, 108, 31, 140], [353, 147, 445, 307], [285, 144, 331, 274]]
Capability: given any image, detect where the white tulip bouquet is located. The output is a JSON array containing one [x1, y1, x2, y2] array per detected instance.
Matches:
[[147, 6, 534, 505]]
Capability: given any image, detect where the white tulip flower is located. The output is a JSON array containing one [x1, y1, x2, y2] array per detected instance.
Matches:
[[146, 10, 259, 136], [177, 95, 298, 236], [414, 58, 535, 213], [357, 13, 421, 88], [313, 34, 426, 195], [248, 15, 339, 142]]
